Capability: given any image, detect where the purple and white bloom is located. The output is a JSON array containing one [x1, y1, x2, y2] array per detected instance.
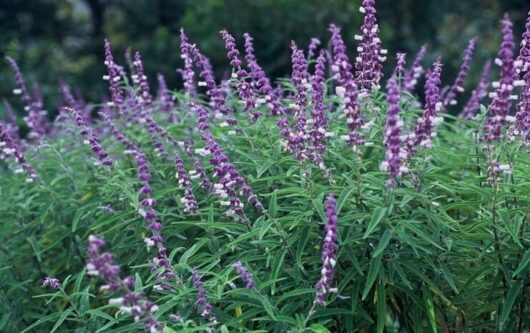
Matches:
[[178, 29, 196, 97], [0, 122, 36, 182], [460, 61, 491, 119], [443, 38, 477, 107], [355, 0, 385, 91], [382, 76, 405, 188], [309, 50, 328, 168], [329, 24, 365, 149], [484, 14, 516, 143], [86, 235, 163, 332], [174, 152, 198, 213], [66, 107, 113, 167], [393, 52, 407, 79], [133, 52, 153, 116], [2, 99, 19, 140], [5, 56, 47, 139], [220, 30, 260, 120], [191, 269, 218, 324], [315, 194, 339, 306], [403, 45, 427, 92], [307, 37, 321, 60], [42, 277, 61, 290], [406, 58, 443, 157], [156, 74, 177, 122], [232, 261, 255, 289], [103, 39, 125, 116]]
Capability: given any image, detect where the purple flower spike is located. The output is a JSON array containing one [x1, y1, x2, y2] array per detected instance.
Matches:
[[86, 235, 163, 333], [403, 45, 427, 92], [443, 38, 477, 107], [5, 56, 47, 140], [288, 42, 310, 159], [0, 122, 37, 182], [156, 74, 177, 122], [381, 76, 405, 188], [393, 52, 407, 79], [133, 52, 153, 115], [355, 0, 385, 91], [66, 107, 113, 167], [315, 194, 339, 306], [42, 277, 61, 290], [174, 152, 198, 213], [103, 39, 125, 116], [406, 58, 443, 157], [232, 261, 255, 289], [2, 99, 19, 139], [484, 14, 516, 143], [191, 269, 218, 325], [220, 30, 260, 119], [307, 37, 321, 60], [460, 61, 491, 119], [178, 29, 196, 97], [510, 11, 530, 143], [329, 24, 365, 149], [309, 50, 328, 169]]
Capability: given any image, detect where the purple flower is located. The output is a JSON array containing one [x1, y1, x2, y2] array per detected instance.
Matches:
[[393, 52, 407, 79], [484, 14, 516, 143], [42, 277, 61, 290], [460, 61, 491, 119], [0, 122, 36, 182], [2, 99, 19, 139], [315, 194, 339, 306], [232, 261, 255, 289], [329, 24, 365, 148], [309, 50, 328, 169], [156, 74, 177, 122], [355, 0, 385, 91], [443, 38, 477, 107], [86, 235, 163, 332], [66, 107, 113, 167], [191, 269, 218, 324], [103, 39, 125, 116], [288, 42, 310, 159], [307, 37, 321, 60], [510, 11, 530, 143], [403, 45, 427, 92], [220, 30, 260, 120], [381, 76, 405, 188], [174, 152, 198, 213], [406, 58, 444, 157], [133, 52, 153, 117], [5, 56, 47, 140], [178, 29, 197, 97]]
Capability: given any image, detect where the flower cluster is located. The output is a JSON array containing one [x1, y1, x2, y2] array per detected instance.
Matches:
[[307, 37, 321, 59], [156, 74, 177, 122], [484, 14, 516, 143], [443, 38, 477, 107], [329, 24, 365, 148], [0, 122, 36, 182], [232, 261, 255, 289], [86, 235, 163, 333], [354, 0, 386, 91], [393, 52, 407, 79], [178, 29, 196, 97], [66, 107, 113, 167], [191, 269, 217, 324], [288, 42, 310, 159], [403, 45, 427, 92], [220, 30, 260, 120], [406, 59, 443, 157], [381, 76, 406, 188], [5, 56, 47, 140], [103, 39, 125, 115], [460, 61, 492, 119], [174, 152, 198, 213], [133, 52, 153, 116], [2, 99, 19, 140], [511, 11, 530, 143], [315, 194, 339, 306], [309, 51, 328, 169], [42, 277, 61, 290]]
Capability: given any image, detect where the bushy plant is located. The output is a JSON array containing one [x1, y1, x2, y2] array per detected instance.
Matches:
[[1, 2, 529, 332]]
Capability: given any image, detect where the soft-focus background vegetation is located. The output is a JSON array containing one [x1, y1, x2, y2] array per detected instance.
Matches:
[[0, 0, 528, 110]]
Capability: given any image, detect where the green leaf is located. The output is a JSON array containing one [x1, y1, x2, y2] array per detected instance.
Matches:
[[363, 207, 387, 238], [372, 229, 392, 258], [310, 324, 331, 333], [362, 255, 382, 300], [50, 308, 73, 333], [336, 187, 355, 213], [512, 248, 530, 278], [376, 279, 386, 333], [270, 249, 286, 295], [500, 279, 523, 330], [269, 190, 278, 218]]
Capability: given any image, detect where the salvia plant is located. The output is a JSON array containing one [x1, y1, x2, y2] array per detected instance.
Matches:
[[1, 2, 530, 333]]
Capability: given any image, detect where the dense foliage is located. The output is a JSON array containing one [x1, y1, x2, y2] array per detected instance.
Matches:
[[1, 2, 530, 332]]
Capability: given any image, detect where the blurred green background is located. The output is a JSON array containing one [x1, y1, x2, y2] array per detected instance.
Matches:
[[0, 0, 528, 115]]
